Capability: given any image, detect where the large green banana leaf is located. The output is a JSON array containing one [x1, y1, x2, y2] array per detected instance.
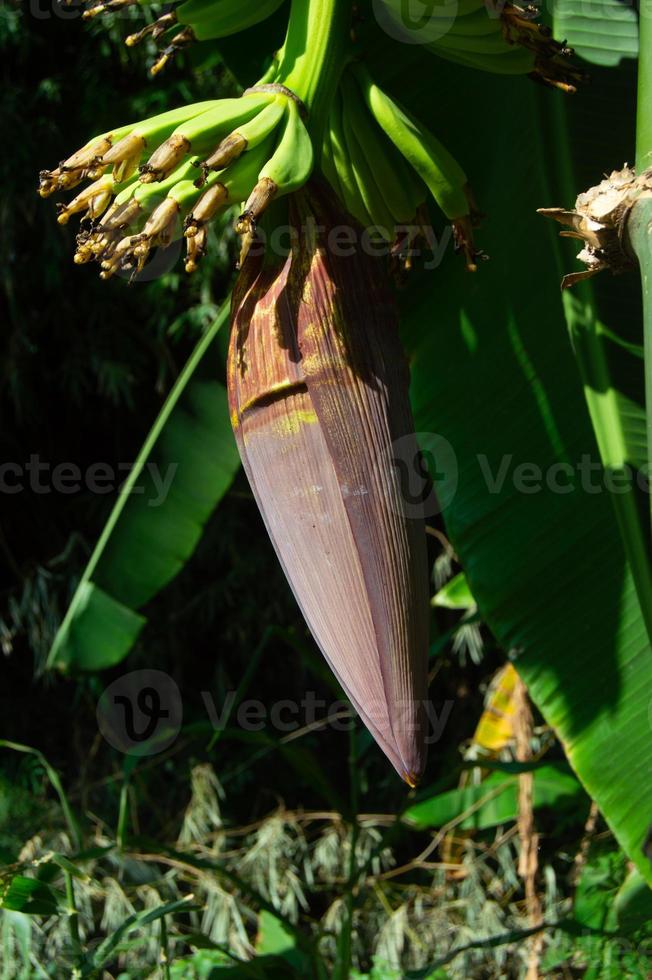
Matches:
[[552, 0, 638, 67], [47, 305, 240, 672], [368, 52, 652, 884]]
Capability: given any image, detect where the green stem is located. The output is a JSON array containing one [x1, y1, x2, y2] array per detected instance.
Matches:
[[276, 0, 351, 151], [636, 7, 652, 171], [64, 870, 83, 975], [632, 16, 652, 532], [0, 741, 82, 850], [117, 778, 130, 849], [333, 725, 359, 980], [159, 916, 171, 980], [627, 200, 652, 533]]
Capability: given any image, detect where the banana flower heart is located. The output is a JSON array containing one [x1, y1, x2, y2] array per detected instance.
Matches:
[[227, 185, 430, 785]]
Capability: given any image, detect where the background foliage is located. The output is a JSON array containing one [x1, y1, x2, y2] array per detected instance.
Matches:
[[1, 1, 650, 976]]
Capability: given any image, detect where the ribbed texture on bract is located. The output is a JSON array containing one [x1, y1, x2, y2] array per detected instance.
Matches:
[[227, 185, 429, 784]]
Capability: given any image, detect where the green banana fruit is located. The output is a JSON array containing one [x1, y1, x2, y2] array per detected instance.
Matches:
[[185, 138, 273, 230], [341, 73, 419, 229], [106, 100, 233, 182], [425, 2, 585, 90], [376, 0, 490, 37], [257, 100, 314, 196], [326, 89, 373, 229], [320, 119, 345, 204], [138, 94, 274, 182], [220, 138, 276, 205], [352, 65, 469, 223], [428, 42, 537, 73], [237, 99, 314, 236], [428, 27, 583, 93], [351, 64, 479, 269], [112, 177, 142, 210], [444, 6, 509, 35], [428, 29, 523, 55], [183, 138, 275, 270], [199, 96, 287, 178], [38, 102, 220, 196], [109, 101, 219, 147], [170, 93, 274, 148], [134, 159, 197, 201], [341, 92, 396, 239], [70, 119, 279, 279], [388, 145, 429, 227], [42, 76, 316, 277]]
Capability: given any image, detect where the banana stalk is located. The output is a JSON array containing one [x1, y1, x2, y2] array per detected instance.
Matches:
[[227, 183, 430, 784]]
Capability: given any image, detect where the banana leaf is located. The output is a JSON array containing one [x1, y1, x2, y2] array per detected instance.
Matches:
[[47, 304, 240, 672], [614, 866, 652, 933], [552, 0, 638, 67], [0, 876, 62, 916], [432, 572, 474, 610], [404, 761, 585, 831], [365, 49, 652, 884]]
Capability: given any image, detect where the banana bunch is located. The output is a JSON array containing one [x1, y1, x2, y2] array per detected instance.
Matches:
[[39, 85, 313, 277], [321, 64, 479, 271], [379, 0, 585, 92], [81, 0, 286, 76]]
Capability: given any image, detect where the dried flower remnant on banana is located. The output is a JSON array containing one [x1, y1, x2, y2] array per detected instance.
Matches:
[[539, 167, 652, 288], [39, 136, 114, 198], [500, 3, 587, 93]]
